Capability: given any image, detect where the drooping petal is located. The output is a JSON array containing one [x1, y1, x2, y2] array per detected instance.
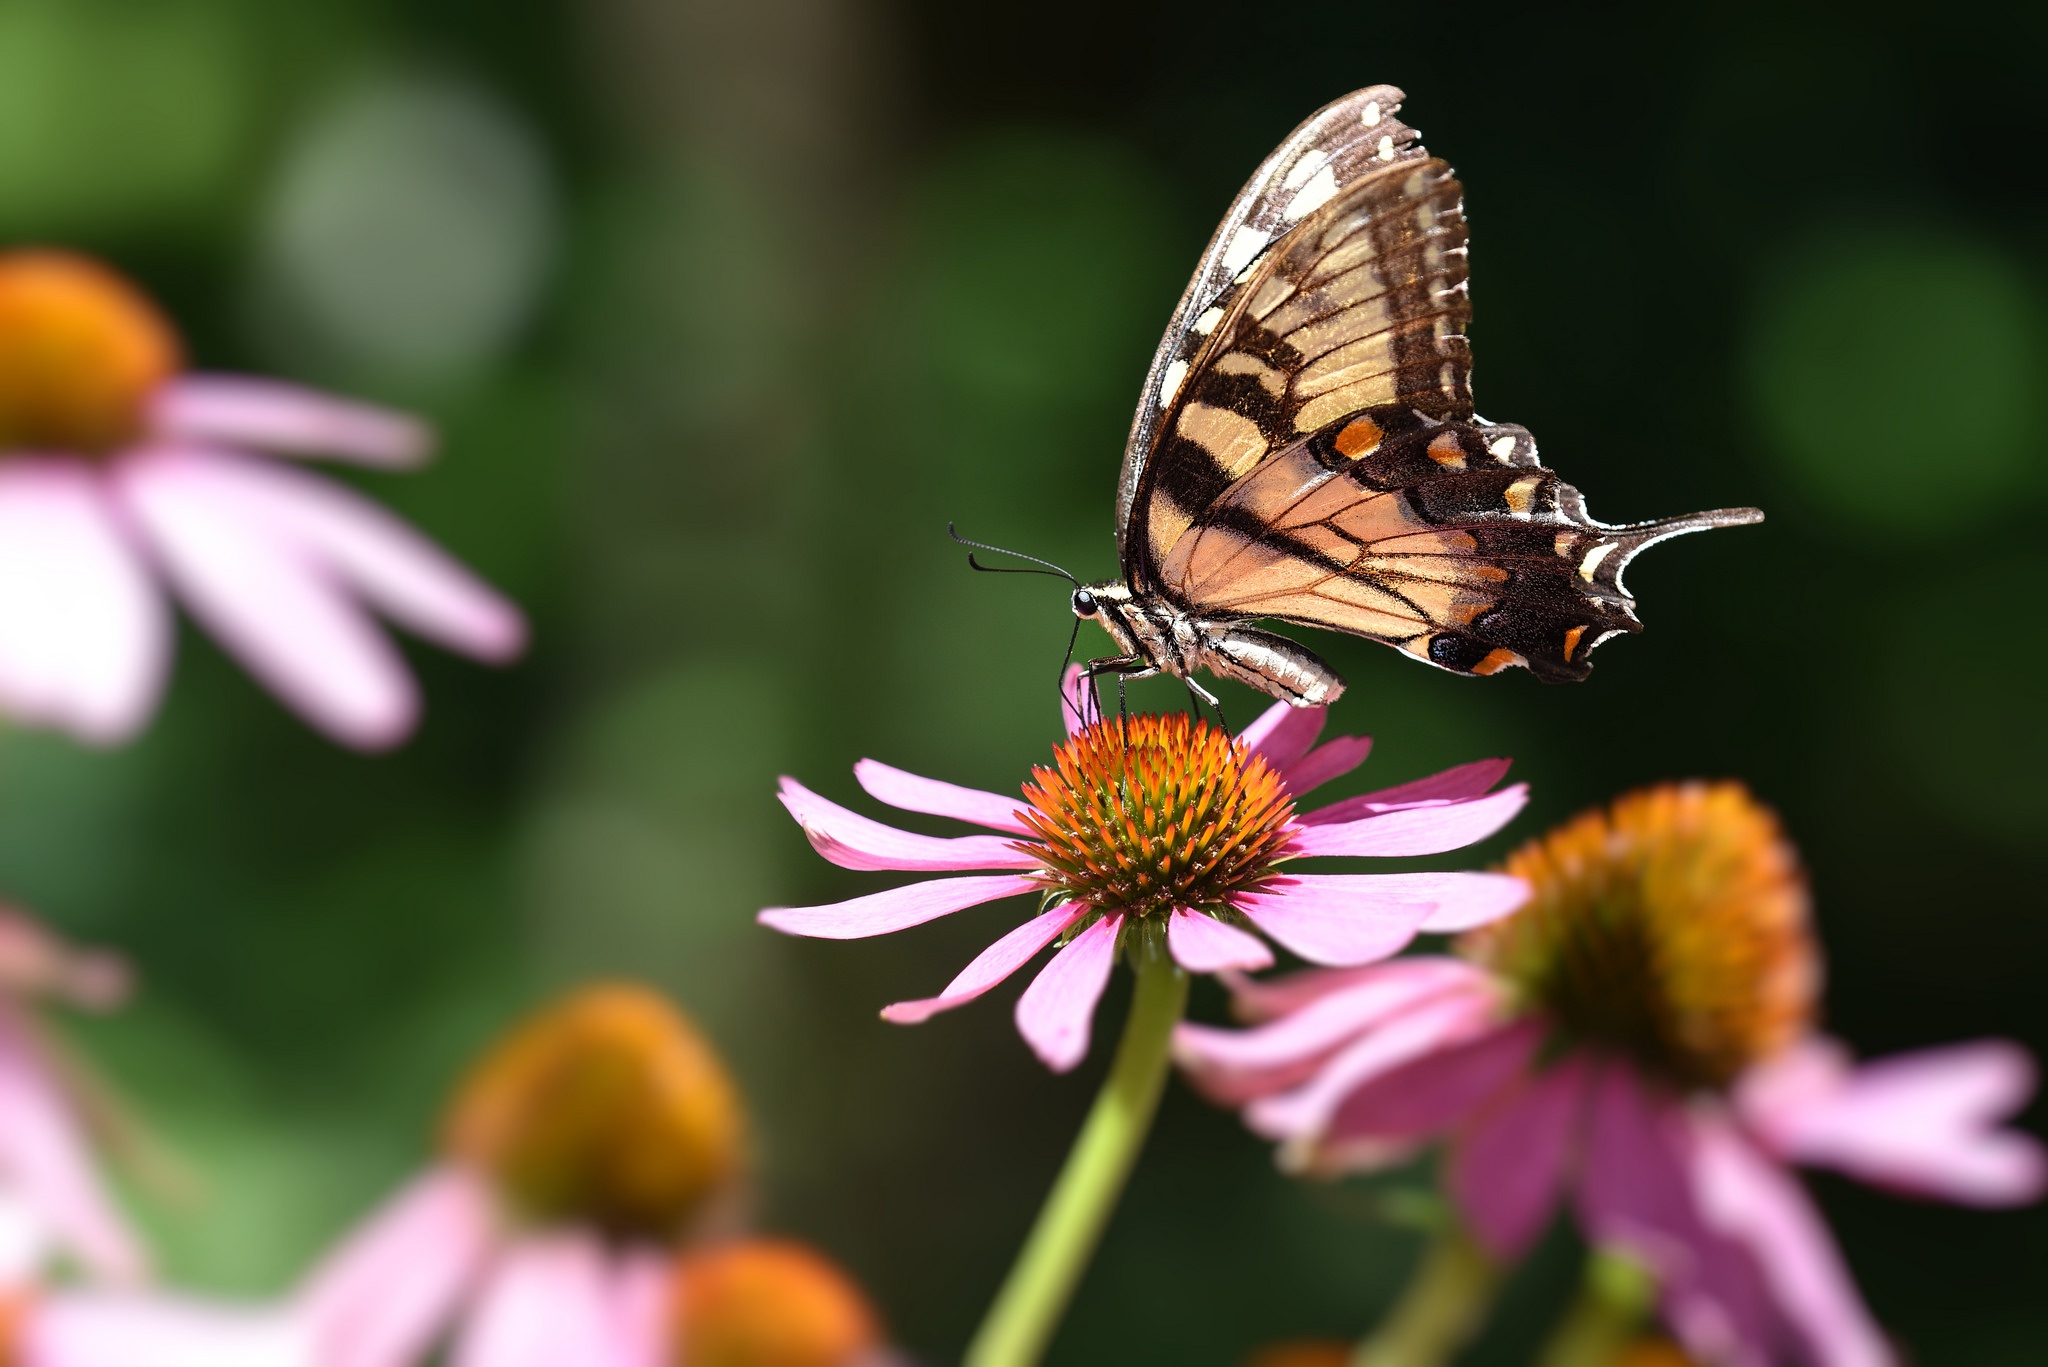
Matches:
[[0, 1012, 145, 1283], [141, 450, 523, 661], [1298, 759, 1514, 825], [294, 1166, 499, 1367], [1690, 1109, 1894, 1367], [1215, 956, 1489, 1023], [1243, 987, 1503, 1141], [1306, 1018, 1542, 1177], [1177, 958, 1489, 1078], [115, 449, 421, 748], [26, 1294, 315, 1367], [151, 375, 430, 467], [1228, 881, 1441, 967], [776, 779, 1036, 873], [1287, 785, 1528, 858], [759, 875, 1038, 940], [1576, 1065, 1778, 1367], [0, 460, 168, 744], [1015, 915, 1121, 1072], [1283, 735, 1373, 796], [1167, 910, 1274, 973], [450, 1235, 658, 1367], [881, 905, 1081, 1024], [853, 759, 1032, 834], [1448, 1055, 1587, 1259], [1741, 1038, 2046, 1206], [1240, 701, 1326, 771]]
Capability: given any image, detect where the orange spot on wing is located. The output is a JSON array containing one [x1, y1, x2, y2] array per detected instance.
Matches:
[[1426, 431, 1467, 469], [1563, 625, 1587, 659], [1334, 416, 1383, 457], [1471, 648, 1524, 676]]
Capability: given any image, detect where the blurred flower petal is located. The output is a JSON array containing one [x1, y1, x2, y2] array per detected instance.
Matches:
[[1167, 910, 1273, 973], [1449, 1055, 1586, 1259], [882, 905, 1080, 1024], [116, 448, 419, 748], [759, 876, 1038, 940], [151, 376, 430, 467], [777, 778, 1036, 872], [28, 1295, 313, 1367], [296, 1166, 498, 1367], [451, 1235, 657, 1367], [1016, 915, 1121, 1072], [1240, 701, 1325, 771], [1289, 785, 1528, 858], [853, 759, 1032, 834], [0, 460, 167, 743]]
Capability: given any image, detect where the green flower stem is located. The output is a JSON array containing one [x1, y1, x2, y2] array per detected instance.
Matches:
[[1349, 1223, 1500, 1367], [1534, 1249, 1657, 1367], [964, 931, 1190, 1367]]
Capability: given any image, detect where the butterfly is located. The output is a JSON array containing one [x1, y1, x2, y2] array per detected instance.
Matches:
[[1064, 85, 1761, 709]]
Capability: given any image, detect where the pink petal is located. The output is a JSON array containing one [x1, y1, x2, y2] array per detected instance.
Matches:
[[26, 1294, 313, 1367], [1243, 986, 1503, 1141], [1411, 873, 1532, 933], [1310, 1019, 1542, 1177], [1167, 910, 1273, 973], [1177, 958, 1489, 1078], [1448, 1055, 1587, 1259], [450, 1235, 657, 1367], [0, 461, 168, 744], [776, 778, 1036, 873], [1234, 877, 1435, 966], [1015, 915, 1122, 1072], [1299, 759, 1514, 825], [151, 375, 430, 467], [0, 1012, 145, 1283], [295, 1166, 499, 1367], [1283, 735, 1372, 795], [1286, 785, 1528, 858], [1240, 700, 1326, 770], [758, 875, 1038, 940], [1214, 955, 1488, 1024], [881, 905, 1081, 1024], [143, 450, 522, 661], [115, 450, 421, 748], [1691, 1109, 1893, 1367], [853, 759, 1032, 834], [1059, 665, 1094, 737], [1742, 1039, 2046, 1206]]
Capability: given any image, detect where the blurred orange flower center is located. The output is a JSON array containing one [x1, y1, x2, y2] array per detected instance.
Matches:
[[442, 984, 745, 1240], [1019, 713, 1295, 924], [1460, 781, 1817, 1091], [0, 252, 181, 456], [670, 1240, 883, 1367]]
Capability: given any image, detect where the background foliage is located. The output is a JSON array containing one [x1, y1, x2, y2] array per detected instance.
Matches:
[[3, 0, 2043, 1361]]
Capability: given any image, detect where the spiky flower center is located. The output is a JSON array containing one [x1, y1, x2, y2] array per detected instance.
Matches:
[[442, 984, 745, 1240], [0, 252, 180, 456], [1019, 713, 1296, 923], [1460, 782, 1817, 1091]]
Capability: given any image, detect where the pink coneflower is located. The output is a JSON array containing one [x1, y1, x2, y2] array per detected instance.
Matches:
[[285, 983, 752, 1367], [0, 907, 146, 1287], [1176, 782, 2045, 1367], [757, 672, 1532, 1071], [0, 250, 524, 749]]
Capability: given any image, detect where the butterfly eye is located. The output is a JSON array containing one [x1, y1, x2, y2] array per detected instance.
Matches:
[[1072, 590, 1098, 618]]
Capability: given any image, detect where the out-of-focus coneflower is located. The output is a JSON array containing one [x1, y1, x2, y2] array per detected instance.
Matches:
[[1177, 782, 2045, 1367], [0, 905, 146, 1287], [762, 674, 1529, 1367], [671, 1238, 901, 1367], [288, 983, 746, 1367], [0, 250, 523, 749]]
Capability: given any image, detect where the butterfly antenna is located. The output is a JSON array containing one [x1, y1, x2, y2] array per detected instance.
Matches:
[[949, 523, 1080, 586]]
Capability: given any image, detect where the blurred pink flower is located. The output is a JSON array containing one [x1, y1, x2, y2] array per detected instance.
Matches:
[[15, 1293, 313, 1367], [758, 670, 1530, 1072], [1176, 783, 2045, 1367], [0, 908, 145, 1288], [0, 251, 524, 750]]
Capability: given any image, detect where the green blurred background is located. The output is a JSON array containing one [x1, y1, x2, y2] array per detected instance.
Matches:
[[3, 0, 2043, 1360]]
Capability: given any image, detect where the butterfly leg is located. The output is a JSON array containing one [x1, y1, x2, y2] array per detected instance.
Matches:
[[1079, 656, 1155, 733]]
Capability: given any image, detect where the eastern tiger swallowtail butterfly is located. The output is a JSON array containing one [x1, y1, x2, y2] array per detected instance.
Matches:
[[1064, 85, 1761, 709]]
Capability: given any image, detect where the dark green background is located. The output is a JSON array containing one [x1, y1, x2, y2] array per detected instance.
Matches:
[[3, 0, 2043, 1361]]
